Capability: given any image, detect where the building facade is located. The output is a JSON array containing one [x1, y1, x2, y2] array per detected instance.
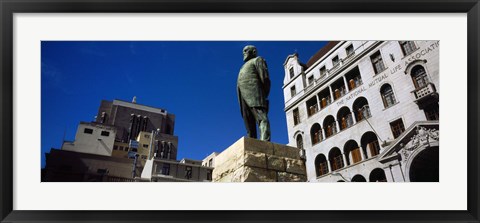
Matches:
[[283, 41, 439, 182], [43, 98, 213, 182], [61, 122, 117, 157], [141, 158, 214, 182]]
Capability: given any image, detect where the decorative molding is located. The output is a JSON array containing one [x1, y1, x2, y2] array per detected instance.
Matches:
[[399, 126, 439, 162]]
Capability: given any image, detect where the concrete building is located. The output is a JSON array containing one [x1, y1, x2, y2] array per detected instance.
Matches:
[[141, 158, 214, 182], [95, 99, 177, 149], [62, 122, 117, 156], [282, 41, 439, 182], [43, 97, 209, 182], [202, 152, 218, 168], [43, 149, 136, 182]]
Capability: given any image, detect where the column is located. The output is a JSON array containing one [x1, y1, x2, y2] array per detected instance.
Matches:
[[351, 111, 357, 124], [383, 166, 394, 182], [342, 153, 348, 167], [328, 160, 334, 172], [335, 120, 341, 133], [360, 147, 367, 160], [329, 85, 334, 102], [343, 76, 349, 93], [321, 128, 326, 140], [315, 94, 321, 111]]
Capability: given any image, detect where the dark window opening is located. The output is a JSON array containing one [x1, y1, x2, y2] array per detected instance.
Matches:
[[381, 84, 397, 108], [289, 67, 295, 78], [390, 119, 406, 139], [400, 41, 417, 56], [371, 51, 386, 74], [293, 108, 300, 125]]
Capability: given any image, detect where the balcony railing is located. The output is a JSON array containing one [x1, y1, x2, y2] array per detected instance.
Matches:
[[413, 83, 437, 100]]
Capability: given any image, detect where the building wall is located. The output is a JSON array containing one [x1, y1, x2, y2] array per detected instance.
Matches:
[[202, 152, 218, 167], [43, 149, 135, 182], [283, 41, 439, 182], [95, 99, 176, 143], [141, 159, 214, 182], [62, 123, 116, 156]]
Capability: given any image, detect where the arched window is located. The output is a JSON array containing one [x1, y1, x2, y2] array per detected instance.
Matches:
[[351, 175, 367, 182], [353, 97, 371, 122], [323, 116, 337, 138], [380, 84, 397, 108], [369, 168, 387, 182], [328, 148, 344, 171], [296, 135, 303, 150], [361, 131, 381, 158], [411, 65, 429, 89], [310, 123, 322, 145], [315, 154, 329, 177], [337, 107, 353, 130], [344, 140, 362, 165]]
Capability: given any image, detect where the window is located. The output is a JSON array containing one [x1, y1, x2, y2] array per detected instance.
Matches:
[[319, 66, 327, 77], [289, 67, 294, 78], [141, 155, 147, 159], [411, 66, 429, 89], [390, 119, 406, 139], [308, 75, 314, 85], [207, 170, 212, 181], [332, 56, 340, 67], [370, 51, 386, 74], [399, 41, 417, 56], [143, 144, 149, 148], [425, 103, 439, 120], [84, 128, 93, 134], [310, 124, 322, 145], [318, 162, 328, 176], [315, 155, 329, 177], [346, 44, 354, 57], [357, 105, 371, 121], [160, 163, 170, 175], [144, 134, 150, 139], [332, 155, 344, 171], [208, 159, 213, 167], [100, 131, 110, 136], [351, 148, 362, 164], [185, 166, 192, 179], [296, 135, 303, 150], [290, 86, 296, 97], [306, 97, 318, 117], [380, 84, 397, 108], [293, 108, 300, 125], [113, 145, 118, 150], [368, 140, 381, 157]]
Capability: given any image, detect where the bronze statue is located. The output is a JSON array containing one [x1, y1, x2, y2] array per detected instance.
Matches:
[[237, 45, 271, 141]]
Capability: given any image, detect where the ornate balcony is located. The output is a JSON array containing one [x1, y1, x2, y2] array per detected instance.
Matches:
[[412, 83, 439, 109]]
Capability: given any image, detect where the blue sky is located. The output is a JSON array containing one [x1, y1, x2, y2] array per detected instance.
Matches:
[[41, 41, 327, 167]]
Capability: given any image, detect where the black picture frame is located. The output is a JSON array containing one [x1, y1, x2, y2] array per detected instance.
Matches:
[[1, 0, 479, 222]]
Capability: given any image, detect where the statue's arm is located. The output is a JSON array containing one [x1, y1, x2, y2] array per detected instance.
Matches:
[[257, 57, 271, 96]]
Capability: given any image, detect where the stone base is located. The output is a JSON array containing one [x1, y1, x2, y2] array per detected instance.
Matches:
[[212, 137, 307, 182]]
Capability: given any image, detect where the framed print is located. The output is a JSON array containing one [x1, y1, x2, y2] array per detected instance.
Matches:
[[1, 0, 479, 222]]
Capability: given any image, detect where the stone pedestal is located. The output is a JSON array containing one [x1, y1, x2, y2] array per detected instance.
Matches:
[[213, 137, 307, 182]]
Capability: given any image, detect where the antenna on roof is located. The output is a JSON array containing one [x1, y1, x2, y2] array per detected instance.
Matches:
[[132, 96, 137, 104]]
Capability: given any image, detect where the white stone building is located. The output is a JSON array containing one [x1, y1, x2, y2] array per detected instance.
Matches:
[[282, 41, 439, 182]]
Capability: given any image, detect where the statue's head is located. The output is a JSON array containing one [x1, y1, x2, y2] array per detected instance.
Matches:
[[243, 45, 257, 62]]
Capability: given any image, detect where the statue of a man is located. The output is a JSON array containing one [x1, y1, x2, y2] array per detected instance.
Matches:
[[237, 45, 271, 141]]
